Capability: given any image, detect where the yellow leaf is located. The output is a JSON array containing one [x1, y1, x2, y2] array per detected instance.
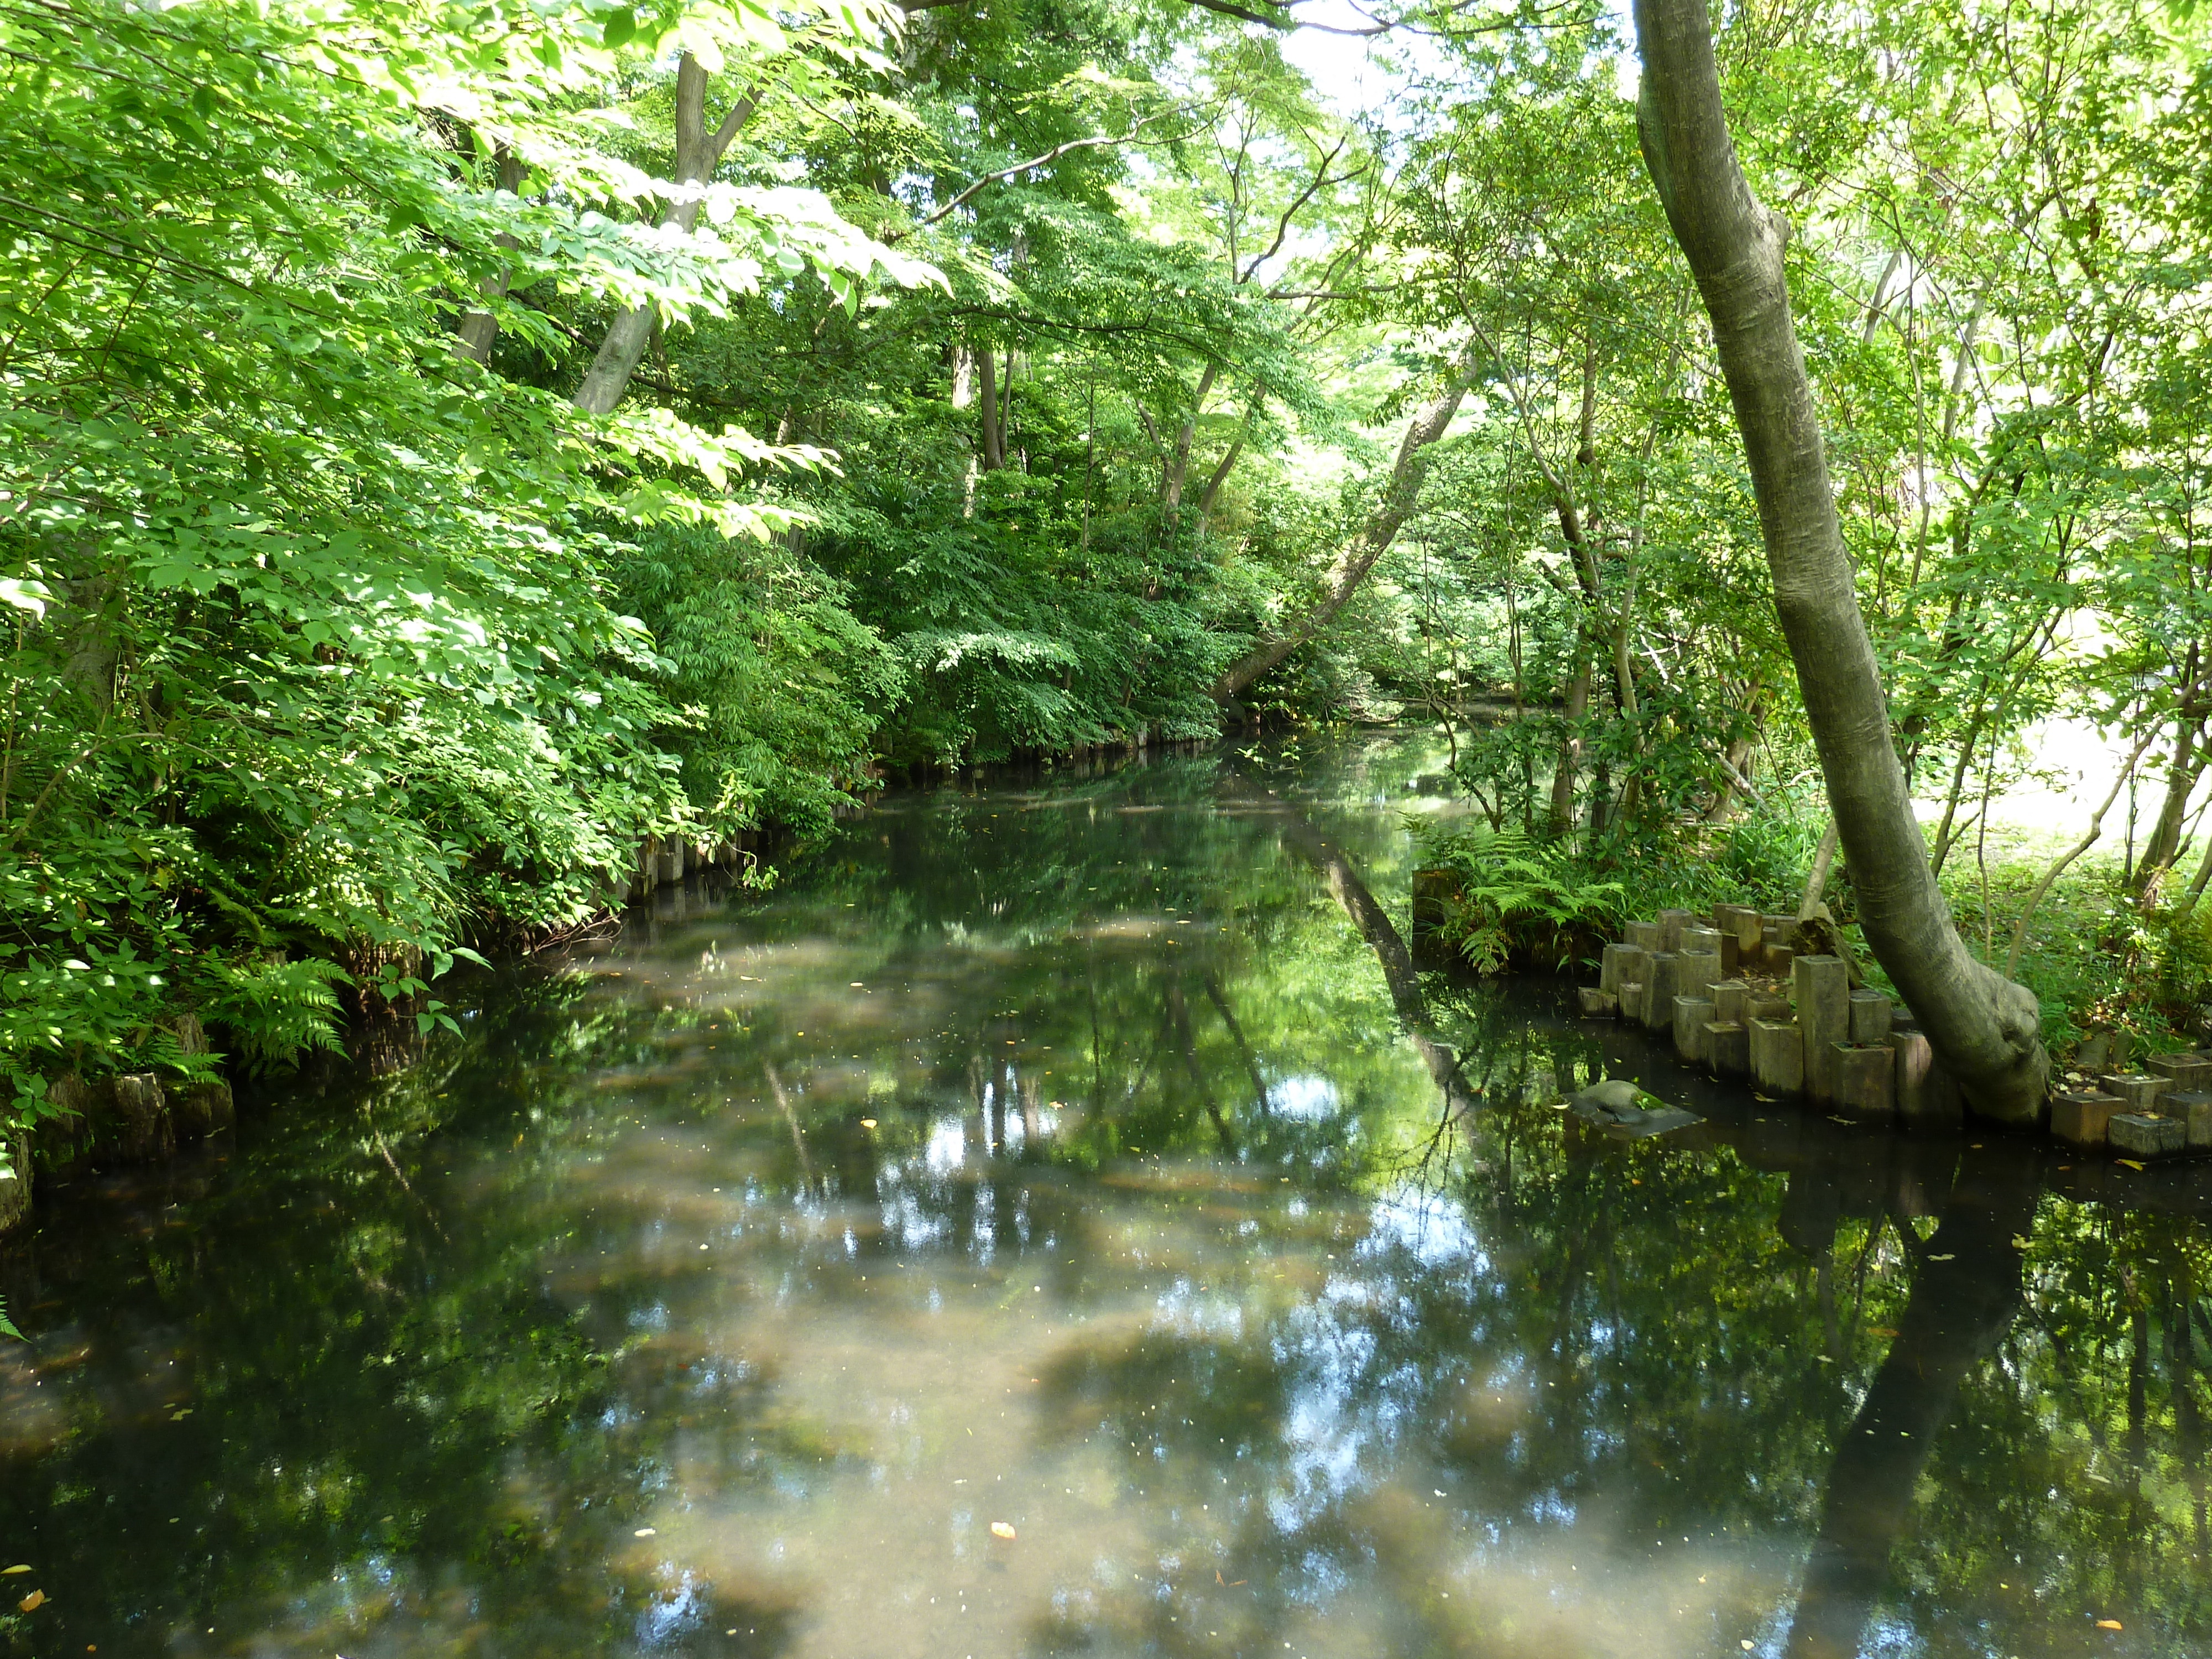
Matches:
[[2116, 1159, 2146, 1171], [990, 1521, 1017, 1541], [17, 1590, 44, 1613], [860, 1119, 877, 1129], [0, 1566, 28, 1575], [2098, 1618, 2124, 1630], [2011, 1235, 2032, 1249]]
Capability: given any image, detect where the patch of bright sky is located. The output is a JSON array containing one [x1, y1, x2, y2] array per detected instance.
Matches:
[[1279, 0, 1641, 123]]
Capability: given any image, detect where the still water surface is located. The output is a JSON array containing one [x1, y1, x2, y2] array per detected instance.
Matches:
[[3, 738, 2209, 1658]]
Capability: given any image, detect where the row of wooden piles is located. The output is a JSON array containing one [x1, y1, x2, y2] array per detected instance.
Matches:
[[624, 831, 761, 903], [1575, 904, 2212, 1160]]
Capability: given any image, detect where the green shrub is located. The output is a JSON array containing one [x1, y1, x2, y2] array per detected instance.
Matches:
[[1418, 821, 1626, 973]]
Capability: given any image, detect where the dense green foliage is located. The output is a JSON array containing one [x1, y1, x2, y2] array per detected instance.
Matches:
[[11, 0, 2212, 1135]]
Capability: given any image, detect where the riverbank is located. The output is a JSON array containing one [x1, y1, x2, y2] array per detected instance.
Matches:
[[1412, 873, 2212, 1165]]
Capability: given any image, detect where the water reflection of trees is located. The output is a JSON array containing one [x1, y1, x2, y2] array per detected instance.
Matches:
[[3, 743, 2210, 1656]]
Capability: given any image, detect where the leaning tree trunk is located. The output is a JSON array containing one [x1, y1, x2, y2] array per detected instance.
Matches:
[[573, 54, 757, 415], [2130, 695, 2202, 899], [1212, 346, 1474, 702], [1632, 0, 2048, 1120]]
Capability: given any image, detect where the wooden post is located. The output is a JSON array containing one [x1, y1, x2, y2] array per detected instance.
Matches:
[[170, 1014, 236, 1138], [1833, 1044, 1895, 1118], [1712, 980, 1750, 1026], [1847, 989, 1893, 1045], [1674, 995, 1716, 1064], [2049, 1089, 2124, 1148], [1793, 955, 1851, 1103], [1749, 1018, 1804, 1094], [2145, 1053, 2212, 1094], [0, 1130, 28, 1235], [2110, 1113, 2185, 1159], [1411, 867, 1458, 941], [1677, 948, 1723, 1003], [1760, 916, 1793, 967], [102, 1073, 175, 1165], [2099, 1073, 2168, 1115], [1643, 953, 1681, 1031], [2163, 1089, 2212, 1150], [1705, 1020, 1749, 1075], [1719, 902, 1764, 957], [1602, 942, 1648, 996]]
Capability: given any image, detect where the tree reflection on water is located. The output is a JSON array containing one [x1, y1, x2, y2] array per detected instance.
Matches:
[[1, 738, 2207, 1657]]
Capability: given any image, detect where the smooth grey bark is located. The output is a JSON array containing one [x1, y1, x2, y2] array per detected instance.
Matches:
[[1632, 0, 2048, 1120], [573, 54, 758, 415], [1212, 347, 1474, 701], [456, 144, 525, 364]]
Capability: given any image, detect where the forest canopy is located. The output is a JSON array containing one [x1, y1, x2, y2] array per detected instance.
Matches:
[[6, 0, 2212, 1113]]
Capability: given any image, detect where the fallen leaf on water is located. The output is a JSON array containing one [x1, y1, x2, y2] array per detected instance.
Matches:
[[17, 1590, 44, 1613], [2116, 1159, 2146, 1171], [2011, 1235, 2033, 1249], [634, 1527, 656, 1538], [1928, 1253, 1955, 1261], [990, 1521, 1017, 1541], [1867, 1327, 1898, 1338], [860, 1119, 877, 1129], [2097, 1619, 2124, 1630], [1, 1566, 28, 1575]]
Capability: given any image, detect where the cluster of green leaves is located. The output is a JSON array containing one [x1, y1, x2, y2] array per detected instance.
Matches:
[[0, 0, 924, 1113], [1416, 821, 1625, 973]]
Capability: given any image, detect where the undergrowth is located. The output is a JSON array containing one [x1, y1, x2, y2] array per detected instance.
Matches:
[[1416, 810, 2212, 1056]]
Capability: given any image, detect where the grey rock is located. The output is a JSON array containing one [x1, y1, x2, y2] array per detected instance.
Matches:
[[1567, 1079, 1702, 1139]]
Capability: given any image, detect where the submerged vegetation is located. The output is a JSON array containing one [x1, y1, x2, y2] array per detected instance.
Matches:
[[8, 0, 2212, 1137]]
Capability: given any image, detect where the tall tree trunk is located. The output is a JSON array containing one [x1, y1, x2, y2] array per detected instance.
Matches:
[[572, 54, 758, 415], [977, 346, 1006, 472], [1195, 402, 1255, 531], [1703, 680, 1766, 825], [1161, 362, 1220, 522], [456, 144, 525, 364], [1211, 347, 1474, 702], [2131, 677, 2203, 899], [950, 343, 980, 514], [1633, 0, 2047, 1120], [1549, 658, 1592, 834]]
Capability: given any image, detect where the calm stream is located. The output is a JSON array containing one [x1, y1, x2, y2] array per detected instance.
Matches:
[[3, 737, 2209, 1657]]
